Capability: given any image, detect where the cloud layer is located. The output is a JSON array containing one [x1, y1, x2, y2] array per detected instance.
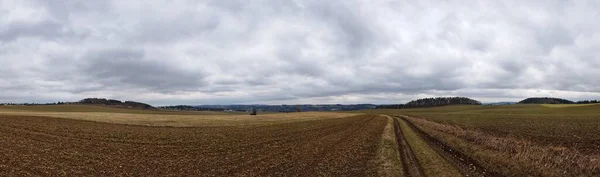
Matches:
[[1, 0, 600, 105]]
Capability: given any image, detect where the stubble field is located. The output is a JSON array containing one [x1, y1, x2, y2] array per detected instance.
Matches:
[[365, 104, 600, 176]]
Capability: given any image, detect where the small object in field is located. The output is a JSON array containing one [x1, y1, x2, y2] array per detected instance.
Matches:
[[250, 108, 257, 115]]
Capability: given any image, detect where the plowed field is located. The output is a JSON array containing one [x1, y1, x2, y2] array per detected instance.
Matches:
[[0, 114, 386, 176]]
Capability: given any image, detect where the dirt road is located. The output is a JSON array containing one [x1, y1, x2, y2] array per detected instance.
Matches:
[[390, 115, 501, 177]]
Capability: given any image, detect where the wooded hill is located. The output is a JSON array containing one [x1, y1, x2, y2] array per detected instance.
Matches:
[[404, 97, 481, 108], [518, 97, 574, 104], [78, 98, 156, 110], [376, 97, 482, 109], [159, 105, 226, 112]]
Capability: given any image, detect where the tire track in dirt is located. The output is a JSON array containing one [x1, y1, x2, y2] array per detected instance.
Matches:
[[397, 115, 503, 177], [392, 117, 425, 177]]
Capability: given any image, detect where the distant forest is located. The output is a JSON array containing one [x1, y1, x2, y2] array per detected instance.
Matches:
[[160, 104, 378, 112], [159, 105, 226, 112], [518, 97, 599, 104], [377, 97, 481, 109], [78, 98, 156, 110], [576, 100, 600, 104], [0, 98, 156, 110]]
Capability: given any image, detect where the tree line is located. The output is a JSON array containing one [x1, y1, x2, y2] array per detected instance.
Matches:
[[518, 97, 600, 104], [376, 97, 481, 109], [159, 105, 226, 112], [78, 98, 156, 110], [518, 97, 574, 104], [0, 98, 156, 110], [0, 102, 73, 106], [576, 100, 600, 104]]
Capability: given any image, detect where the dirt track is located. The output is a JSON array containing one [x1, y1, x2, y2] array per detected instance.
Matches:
[[394, 115, 501, 177], [392, 118, 424, 177], [0, 115, 385, 176], [403, 116, 500, 177]]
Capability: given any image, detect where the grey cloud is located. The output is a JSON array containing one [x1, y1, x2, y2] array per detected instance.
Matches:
[[130, 13, 221, 43], [80, 49, 206, 93], [0, 21, 69, 41], [1, 0, 600, 105], [535, 25, 574, 52], [306, 1, 380, 58]]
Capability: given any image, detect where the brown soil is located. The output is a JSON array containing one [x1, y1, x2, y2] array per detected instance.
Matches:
[[0, 114, 386, 176]]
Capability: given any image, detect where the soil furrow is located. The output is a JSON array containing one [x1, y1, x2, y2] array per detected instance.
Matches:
[[392, 118, 425, 177], [398, 115, 503, 177], [251, 116, 375, 176], [0, 114, 386, 176]]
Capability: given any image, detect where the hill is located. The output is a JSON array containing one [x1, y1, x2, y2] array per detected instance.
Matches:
[[0, 104, 246, 116], [483, 102, 516, 105], [518, 97, 574, 104], [403, 97, 481, 108], [78, 98, 157, 110]]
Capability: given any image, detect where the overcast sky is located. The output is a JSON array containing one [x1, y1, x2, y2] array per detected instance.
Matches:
[[1, 0, 600, 105]]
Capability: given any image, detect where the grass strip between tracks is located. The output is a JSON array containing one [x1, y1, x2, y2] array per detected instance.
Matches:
[[397, 118, 462, 177], [377, 116, 404, 177]]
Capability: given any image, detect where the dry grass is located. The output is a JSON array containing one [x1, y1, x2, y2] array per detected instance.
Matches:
[[367, 105, 600, 176], [541, 104, 600, 108], [0, 110, 357, 127], [397, 118, 461, 177], [367, 104, 600, 154], [376, 116, 404, 177], [0, 114, 386, 176], [405, 116, 600, 177]]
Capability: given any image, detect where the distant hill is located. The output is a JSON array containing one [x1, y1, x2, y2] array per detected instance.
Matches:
[[483, 102, 517, 105], [184, 104, 377, 112], [78, 98, 156, 110], [518, 97, 574, 104], [159, 105, 226, 112], [576, 100, 600, 104], [375, 104, 403, 109], [403, 97, 481, 108]]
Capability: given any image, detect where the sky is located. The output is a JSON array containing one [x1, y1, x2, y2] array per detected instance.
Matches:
[[1, 0, 600, 105]]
